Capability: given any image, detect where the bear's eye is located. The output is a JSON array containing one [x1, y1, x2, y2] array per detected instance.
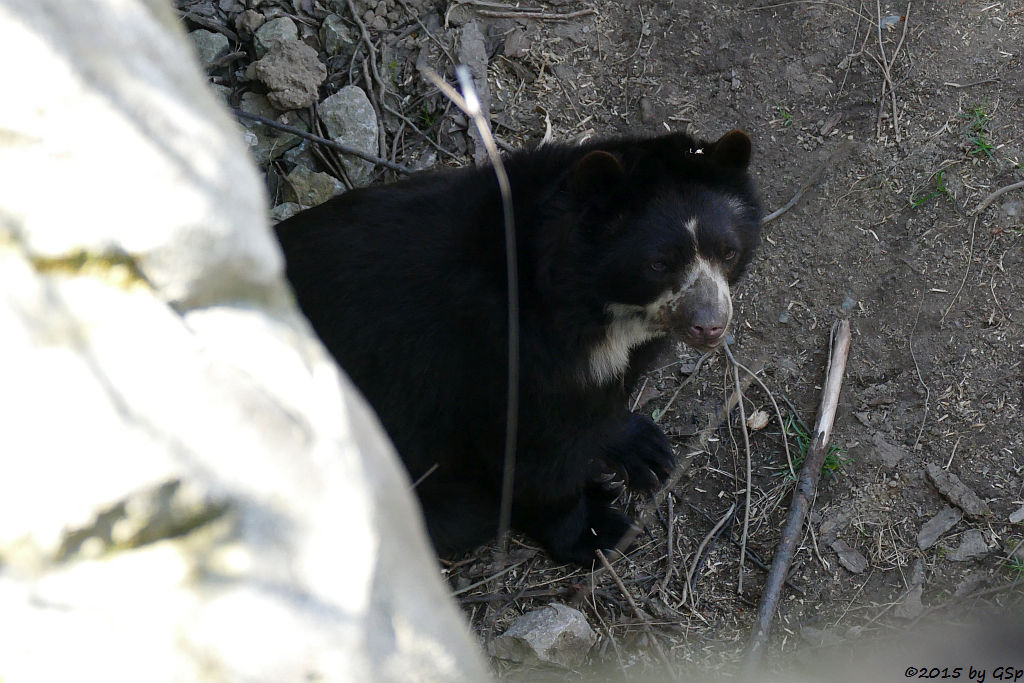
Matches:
[[723, 249, 738, 262], [649, 261, 668, 273]]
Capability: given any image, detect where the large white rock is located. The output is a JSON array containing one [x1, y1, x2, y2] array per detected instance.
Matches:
[[0, 1, 489, 681], [0, 0, 279, 310]]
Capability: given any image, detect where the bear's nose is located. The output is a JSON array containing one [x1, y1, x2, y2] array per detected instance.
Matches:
[[690, 323, 725, 345]]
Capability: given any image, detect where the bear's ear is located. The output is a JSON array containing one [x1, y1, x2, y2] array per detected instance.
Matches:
[[707, 130, 752, 171], [571, 150, 625, 199]]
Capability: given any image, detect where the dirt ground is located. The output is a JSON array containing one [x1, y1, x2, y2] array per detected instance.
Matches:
[[182, 0, 1023, 678]]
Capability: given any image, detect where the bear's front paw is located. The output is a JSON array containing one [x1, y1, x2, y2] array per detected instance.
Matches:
[[604, 414, 675, 492], [563, 502, 637, 565]]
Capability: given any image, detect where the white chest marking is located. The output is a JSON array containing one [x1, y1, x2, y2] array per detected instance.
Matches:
[[584, 290, 676, 386]]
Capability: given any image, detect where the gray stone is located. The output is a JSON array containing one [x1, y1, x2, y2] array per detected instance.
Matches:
[[819, 506, 854, 546], [254, 16, 298, 58], [918, 506, 962, 550], [946, 529, 990, 561], [238, 92, 302, 165], [320, 14, 355, 56], [954, 570, 988, 597], [894, 560, 925, 619], [251, 39, 327, 111], [0, 2, 490, 681], [271, 202, 303, 223], [1005, 538, 1024, 562], [1009, 505, 1024, 524], [925, 463, 992, 520], [189, 29, 229, 69], [319, 86, 379, 186], [830, 539, 868, 574], [503, 28, 530, 58], [893, 583, 924, 619], [870, 432, 906, 469], [282, 165, 345, 207], [235, 9, 265, 37], [492, 603, 596, 668], [283, 139, 317, 169]]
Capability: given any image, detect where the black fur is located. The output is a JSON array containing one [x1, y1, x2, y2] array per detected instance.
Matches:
[[276, 131, 761, 564]]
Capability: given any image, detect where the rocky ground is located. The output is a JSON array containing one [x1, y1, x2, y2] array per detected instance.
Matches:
[[180, 0, 1023, 678]]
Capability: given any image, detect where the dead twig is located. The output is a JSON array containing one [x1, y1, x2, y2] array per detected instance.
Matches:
[[422, 66, 520, 561], [395, 0, 457, 64], [596, 550, 676, 677], [909, 299, 931, 451], [177, 9, 239, 42], [944, 78, 1001, 89], [941, 216, 978, 321], [652, 350, 713, 422], [971, 179, 1024, 215], [680, 502, 736, 608], [609, 356, 763, 563], [724, 344, 753, 593], [455, 0, 545, 11], [345, 0, 389, 158], [873, 2, 911, 141], [762, 163, 828, 224], [659, 494, 676, 593], [728, 355, 795, 478], [745, 320, 852, 670], [232, 109, 414, 174], [450, 558, 530, 596], [687, 503, 806, 595], [479, 8, 597, 20]]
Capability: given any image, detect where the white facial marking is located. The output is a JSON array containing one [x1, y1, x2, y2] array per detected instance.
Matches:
[[684, 217, 698, 241], [585, 301, 668, 385], [711, 267, 733, 321], [584, 255, 735, 385]]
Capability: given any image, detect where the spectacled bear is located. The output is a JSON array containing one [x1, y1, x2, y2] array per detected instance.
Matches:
[[275, 130, 761, 565]]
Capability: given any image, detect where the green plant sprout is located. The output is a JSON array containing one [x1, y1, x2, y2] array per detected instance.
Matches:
[[777, 106, 793, 127], [911, 170, 950, 207], [963, 103, 995, 160], [781, 413, 848, 478]]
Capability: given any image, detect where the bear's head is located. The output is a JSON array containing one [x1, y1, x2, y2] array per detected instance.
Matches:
[[569, 130, 761, 384]]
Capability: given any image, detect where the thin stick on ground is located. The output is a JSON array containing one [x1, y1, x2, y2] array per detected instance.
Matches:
[[972, 179, 1024, 215], [596, 550, 676, 677], [422, 66, 521, 561], [232, 109, 413, 174], [762, 141, 851, 224], [652, 351, 713, 421], [728, 355, 795, 478], [941, 215, 978, 322], [909, 299, 931, 451], [724, 344, 753, 594], [744, 319, 852, 671], [659, 494, 676, 593], [345, 0, 389, 158], [681, 502, 736, 608], [478, 8, 596, 19], [611, 357, 763, 558]]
